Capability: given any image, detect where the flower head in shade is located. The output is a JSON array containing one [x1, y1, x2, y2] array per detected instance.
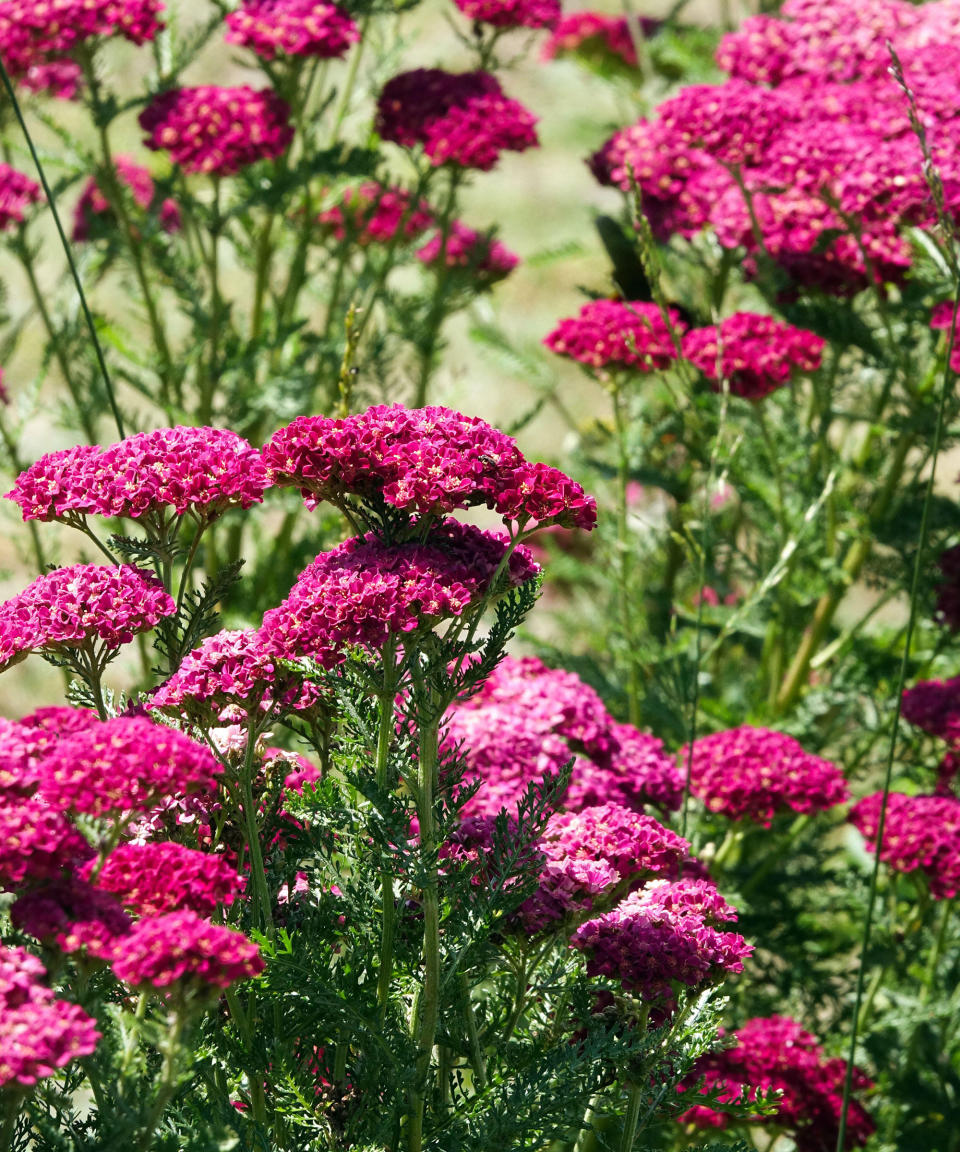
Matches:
[[682, 313, 825, 399], [679, 1015, 875, 1151], [263, 404, 596, 531], [0, 795, 93, 889], [683, 726, 848, 826], [72, 156, 180, 242], [7, 427, 269, 527], [225, 0, 359, 59], [20, 57, 81, 98], [376, 68, 538, 171], [849, 791, 960, 899], [0, 564, 175, 673], [544, 299, 684, 374], [11, 879, 132, 960], [452, 0, 559, 30], [139, 86, 293, 175], [0, 0, 163, 62], [316, 182, 434, 246], [930, 302, 960, 373], [541, 11, 659, 68], [150, 628, 323, 722], [519, 804, 690, 930], [901, 677, 960, 745], [0, 945, 100, 1088], [572, 878, 752, 1004], [87, 841, 244, 916], [565, 723, 684, 813], [110, 909, 264, 989], [416, 220, 518, 286], [35, 716, 221, 819], [0, 162, 41, 230], [260, 520, 539, 663]]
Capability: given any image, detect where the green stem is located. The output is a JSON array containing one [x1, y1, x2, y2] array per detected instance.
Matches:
[[325, 18, 369, 147], [413, 171, 462, 408], [240, 721, 274, 937], [376, 638, 399, 1018], [612, 380, 640, 726], [200, 178, 223, 424], [618, 1083, 644, 1152], [250, 216, 275, 343], [922, 897, 954, 1005], [137, 1005, 185, 1152], [460, 972, 486, 1090]]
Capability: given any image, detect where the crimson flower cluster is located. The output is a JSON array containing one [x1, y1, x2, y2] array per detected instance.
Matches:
[[72, 155, 180, 242], [0, 162, 41, 230], [849, 791, 960, 899], [12, 878, 133, 960], [0, 796, 92, 888], [541, 11, 660, 68], [260, 521, 538, 664], [930, 302, 960, 374], [88, 841, 244, 916], [445, 654, 684, 818], [588, 0, 960, 295], [679, 1015, 875, 1150], [376, 68, 538, 171], [7, 426, 269, 526], [0, 564, 175, 673], [901, 676, 960, 745], [452, 0, 559, 30], [543, 299, 683, 375], [224, 0, 359, 60], [139, 86, 293, 175], [262, 404, 596, 531], [0, 945, 100, 1089], [317, 183, 435, 246], [416, 220, 518, 285], [684, 725, 848, 826], [571, 878, 753, 1006], [682, 312, 825, 399]]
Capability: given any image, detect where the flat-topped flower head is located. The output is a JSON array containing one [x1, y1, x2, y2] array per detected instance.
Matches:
[[317, 182, 434, 246], [0, 0, 163, 62], [263, 404, 595, 531], [0, 564, 175, 673], [110, 909, 264, 989], [0, 794, 93, 889], [376, 68, 538, 170], [35, 716, 221, 818], [139, 86, 293, 175], [682, 313, 825, 399], [416, 220, 519, 287], [261, 520, 539, 664], [452, 0, 559, 30], [544, 299, 684, 374], [0, 162, 41, 230], [680, 1014, 875, 1150], [225, 0, 359, 59], [683, 725, 848, 826], [571, 878, 752, 1005], [901, 677, 960, 745], [150, 628, 323, 722], [11, 879, 132, 960], [0, 945, 100, 1088], [72, 156, 180, 242], [88, 841, 244, 916], [850, 791, 960, 899]]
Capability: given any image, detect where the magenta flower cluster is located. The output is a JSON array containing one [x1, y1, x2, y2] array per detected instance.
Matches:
[[543, 299, 683, 374], [680, 1014, 875, 1151], [452, 0, 559, 31], [901, 677, 960, 746], [224, 0, 359, 60], [541, 11, 660, 68], [0, 162, 41, 230], [416, 220, 518, 285], [849, 791, 960, 899], [0, 945, 100, 1089], [72, 155, 180, 242], [7, 426, 269, 525], [571, 878, 753, 1004], [260, 521, 538, 663], [139, 86, 293, 175], [89, 841, 244, 917], [12, 878, 133, 960], [0, 796, 92, 888], [317, 182, 435, 247], [684, 725, 848, 826], [682, 312, 825, 399], [376, 68, 538, 171], [0, 0, 163, 70], [446, 655, 684, 818], [262, 404, 597, 531], [0, 564, 175, 672]]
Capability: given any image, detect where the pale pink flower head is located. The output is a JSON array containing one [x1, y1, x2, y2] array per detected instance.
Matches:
[[0, 944, 100, 1088], [453, 0, 560, 30], [72, 155, 181, 242], [317, 182, 434, 246], [682, 313, 825, 399], [0, 564, 175, 672], [34, 716, 221, 819], [87, 840, 244, 916], [376, 68, 538, 171], [683, 725, 848, 826], [544, 299, 684, 374], [260, 520, 539, 664], [849, 791, 960, 900], [225, 0, 359, 59], [110, 909, 264, 989], [0, 162, 41, 230], [139, 85, 293, 175], [0, 794, 93, 889]]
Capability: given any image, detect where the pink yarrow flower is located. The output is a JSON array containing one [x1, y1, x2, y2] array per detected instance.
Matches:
[[225, 0, 359, 59], [110, 909, 264, 989], [11, 878, 132, 960], [544, 299, 685, 374], [849, 791, 960, 899], [0, 564, 175, 673], [541, 11, 659, 67], [416, 219, 518, 286], [0, 0, 163, 63], [87, 840, 244, 916], [0, 795, 93, 889], [316, 182, 434, 246], [72, 155, 180, 242], [139, 85, 293, 175], [452, 0, 560, 30], [0, 162, 41, 230], [376, 68, 538, 171], [930, 301, 960, 373]]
